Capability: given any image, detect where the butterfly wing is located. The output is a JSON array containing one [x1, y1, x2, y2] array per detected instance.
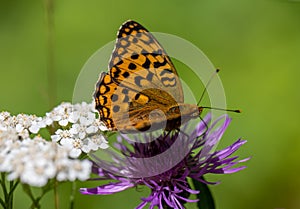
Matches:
[[108, 20, 184, 102], [94, 20, 184, 132]]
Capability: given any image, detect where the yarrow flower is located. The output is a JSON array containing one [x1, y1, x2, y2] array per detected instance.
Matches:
[[80, 114, 249, 209], [49, 102, 109, 157], [0, 112, 46, 137], [0, 102, 109, 187], [44, 102, 76, 126], [0, 126, 92, 187]]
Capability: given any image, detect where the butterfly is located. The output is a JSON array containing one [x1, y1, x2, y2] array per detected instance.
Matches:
[[94, 20, 203, 133]]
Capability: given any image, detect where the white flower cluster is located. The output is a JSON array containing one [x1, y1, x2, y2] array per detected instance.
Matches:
[[0, 111, 46, 139], [0, 133, 92, 187], [49, 102, 109, 158], [0, 102, 109, 187]]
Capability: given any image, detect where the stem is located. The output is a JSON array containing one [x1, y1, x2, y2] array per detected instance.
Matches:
[[23, 181, 55, 209], [0, 173, 15, 209], [0, 198, 5, 209], [7, 180, 19, 209], [22, 184, 41, 209], [69, 181, 77, 209], [0, 173, 8, 204], [0, 174, 7, 209], [44, 0, 56, 108], [54, 180, 59, 209]]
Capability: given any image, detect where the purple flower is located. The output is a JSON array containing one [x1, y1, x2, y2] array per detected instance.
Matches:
[[80, 114, 249, 209]]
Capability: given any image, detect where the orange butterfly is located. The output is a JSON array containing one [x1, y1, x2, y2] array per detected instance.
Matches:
[[94, 20, 206, 133]]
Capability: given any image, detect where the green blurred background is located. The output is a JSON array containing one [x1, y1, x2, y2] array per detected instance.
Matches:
[[1, 0, 300, 208]]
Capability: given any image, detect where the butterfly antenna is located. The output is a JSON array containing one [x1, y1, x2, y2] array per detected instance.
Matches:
[[201, 106, 241, 113], [197, 69, 241, 113], [197, 69, 220, 106]]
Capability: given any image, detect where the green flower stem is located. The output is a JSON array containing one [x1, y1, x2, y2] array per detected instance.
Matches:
[[0, 173, 8, 206], [22, 184, 41, 209], [22, 180, 56, 209], [8, 180, 19, 209], [54, 180, 59, 209], [0, 173, 16, 209], [69, 181, 77, 209], [0, 174, 6, 208], [0, 198, 5, 209]]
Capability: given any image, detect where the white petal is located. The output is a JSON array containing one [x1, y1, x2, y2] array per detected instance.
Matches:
[[69, 112, 79, 123], [52, 115, 62, 121], [78, 132, 86, 139], [69, 148, 81, 158], [60, 138, 73, 149], [15, 124, 24, 132], [86, 126, 97, 134], [69, 124, 79, 135], [29, 125, 40, 134], [51, 135, 61, 142], [44, 117, 53, 125], [59, 119, 69, 126]]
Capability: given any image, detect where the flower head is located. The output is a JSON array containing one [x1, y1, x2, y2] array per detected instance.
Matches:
[[80, 114, 248, 209], [48, 102, 109, 158], [0, 101, 109, 187], [0, 126, 92, 187]]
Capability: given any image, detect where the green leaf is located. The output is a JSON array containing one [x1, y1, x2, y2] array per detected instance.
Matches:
[[192, 178, 216, 209]]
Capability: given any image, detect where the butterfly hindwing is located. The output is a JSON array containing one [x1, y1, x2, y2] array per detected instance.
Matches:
[[94, 72, 181, 132]]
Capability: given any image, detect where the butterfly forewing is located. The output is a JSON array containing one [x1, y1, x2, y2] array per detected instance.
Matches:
[[108, 21, 183, 101]]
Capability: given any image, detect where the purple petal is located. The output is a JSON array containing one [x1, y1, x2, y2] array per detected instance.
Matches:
[[80, 181, 134, 195], [215, 139, 247, 159], [135, 201, 148, 209]]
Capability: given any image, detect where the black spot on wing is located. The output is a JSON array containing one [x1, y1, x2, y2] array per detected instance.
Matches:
[[128, 63, 137, 70], [123, 95, 129, 103], [134, 76, 143, 87], [111, 66, 122, 78], [159, 69, 173, 76], [132, 38, 138, 43], [142, 57, 151, 69], [161, 77, 176, 87], [123, 71, 130, 78], [122, 88, 128, 94], [100, 106, 110, 118], [131, 54, 139, 59], [111, 94, 118, 102], [100, 96, 107, 106], [113, 105, 120, 113], [134, 93, 141, 100], [146, 72, 154, 81]]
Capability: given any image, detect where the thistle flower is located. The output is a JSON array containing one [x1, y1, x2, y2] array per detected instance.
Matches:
[[80, 114, 248, 209]]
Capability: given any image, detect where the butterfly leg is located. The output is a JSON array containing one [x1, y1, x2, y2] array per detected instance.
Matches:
[[197, 115, 208, 140]]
